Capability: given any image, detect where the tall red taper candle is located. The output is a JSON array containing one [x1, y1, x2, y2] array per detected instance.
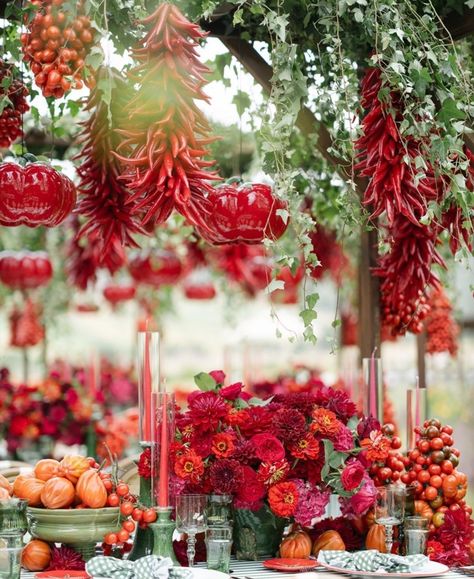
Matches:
[[142, 320, 152, 442], [158, 392, 169, 507], [369, 349, 377, 417]]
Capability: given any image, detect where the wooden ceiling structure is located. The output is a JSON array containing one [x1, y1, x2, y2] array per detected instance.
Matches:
[[202, 3, 474, 386]]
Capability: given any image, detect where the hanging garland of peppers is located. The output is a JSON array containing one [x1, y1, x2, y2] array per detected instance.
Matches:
[[75, 69, 145, 264], [425, 288, 459, 357], [115, 2, 220, 234]]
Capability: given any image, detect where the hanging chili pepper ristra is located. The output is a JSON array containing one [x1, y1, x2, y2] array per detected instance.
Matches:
[[75, 69, 145, 263], [115, 3, 220, 233]]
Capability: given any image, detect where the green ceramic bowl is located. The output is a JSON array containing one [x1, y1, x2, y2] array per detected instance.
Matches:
[[27, 507, 121, 560]]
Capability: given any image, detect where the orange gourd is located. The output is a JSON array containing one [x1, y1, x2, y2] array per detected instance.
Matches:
[[279, 529, 312, 559], [13, 474, 44, 506], [0, 473, 12, 495], [364, 509, 376, 528], [312, 530, 345, 557], [415, 500, 433, 522], [34, 459, 60, 482], [366, 523, 387, 553], [21, 539, 51, 571], [59, 455, 90, 483], [41, 477, 75, 509], [76, 469, 108, 508]]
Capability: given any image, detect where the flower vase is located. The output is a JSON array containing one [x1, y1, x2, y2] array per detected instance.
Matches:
[[128, 475, 154, 561], [233, 505, 286, 560]]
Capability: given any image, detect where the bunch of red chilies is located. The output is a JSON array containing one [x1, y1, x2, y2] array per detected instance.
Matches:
[[425, 288, 459, 357], [115, 3, 219, 233], [73, 69, 144, 276], [356, 67, 472, 336], [0, 61, 29, 148]]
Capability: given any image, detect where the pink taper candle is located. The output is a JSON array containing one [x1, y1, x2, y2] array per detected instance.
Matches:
[[369, 348, 377, 417], [158, 392, 169, 507], [415, 377, 421, 433], [143, 319, 152, 442]]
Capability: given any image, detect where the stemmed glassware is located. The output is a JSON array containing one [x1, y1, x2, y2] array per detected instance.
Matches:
[[374, 485, 406, 554], [175, 494, 208, 567]]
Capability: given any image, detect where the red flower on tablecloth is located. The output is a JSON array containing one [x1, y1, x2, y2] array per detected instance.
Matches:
[[341, 459, 365, 491], [257, 459, 290, 486], [310, 407, 341, 437], [360, 430, 391, 462], [188, 391, 229, 431], [211, 432, 236, 458], [268, 481, 299, 518], [174, 450, 205, 484], [251, 433, 285, 462], [289, 434, 321, 460], [209, 459, 244, 494], [138, 447, 152, 478]]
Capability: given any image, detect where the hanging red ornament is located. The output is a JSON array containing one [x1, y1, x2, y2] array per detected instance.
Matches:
[[75, 69, 144, 263], [0, 61, 29, 148], [103, 284, 136, 308], [10, 299, 44, 348], [0, 251, 53, 289], [0, 161, 76, 227], [183, 269, 216, 300], [199, 183, 289, 244], [129, 249, 182, 287], [21, 0, 96, 99], [425, 288, 459, 356], [115, 3, 220, 233]]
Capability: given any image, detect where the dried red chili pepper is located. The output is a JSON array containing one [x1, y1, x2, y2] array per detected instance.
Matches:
[[115, 3, 220, 233], [425, 288, 459, 356], [75, 69, 145, 264]]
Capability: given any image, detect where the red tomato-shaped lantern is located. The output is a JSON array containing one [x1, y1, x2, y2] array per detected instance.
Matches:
[[183, 269, 216, 300], [201, 183, 289, 244], [0, 162, 76, 227], [129, 250, 182, 287], [103, 284, 136, 307], [0, 251, 53, 289]]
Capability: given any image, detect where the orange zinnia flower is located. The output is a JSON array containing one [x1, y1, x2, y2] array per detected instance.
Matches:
[[310, 407, 341, 437], [290, 434, 320, 460], [268, 481, 299, 518], [174, 450, 204, 484], [361, 430, 391, 461], [211, 432, 235, 458]]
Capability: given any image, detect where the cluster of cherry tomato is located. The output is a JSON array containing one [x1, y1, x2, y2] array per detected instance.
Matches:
[[369, 423, 406, 485], [400, 420, 471, 525], [381, 284, 430, 336], [425, 289, 459, 357], [99, 474, 157, 556], [0, 61, 29, 148], [21, 0, 95, 98]]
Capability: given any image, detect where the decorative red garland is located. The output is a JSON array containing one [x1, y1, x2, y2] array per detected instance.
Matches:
[[115, 3, 219, 233]]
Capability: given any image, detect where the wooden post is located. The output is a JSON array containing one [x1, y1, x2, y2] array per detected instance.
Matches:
[[358, 227, 381, 359]]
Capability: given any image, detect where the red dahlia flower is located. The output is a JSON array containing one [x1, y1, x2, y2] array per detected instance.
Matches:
[[138, 447, 152, 478], [187, 391, 229, 431], [209, 459, 244, 494], [273, 407, 307, 443], [268, 481, 299, 518]]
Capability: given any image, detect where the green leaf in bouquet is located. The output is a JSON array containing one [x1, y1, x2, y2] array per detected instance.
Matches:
[[194, 372, 217, 391]]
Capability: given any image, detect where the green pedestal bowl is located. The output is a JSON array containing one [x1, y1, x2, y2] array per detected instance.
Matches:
[[27, 507, 121, 561]]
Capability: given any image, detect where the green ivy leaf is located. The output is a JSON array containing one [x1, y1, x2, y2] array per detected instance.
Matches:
[[300, 308, 317, 326], [193, 372, 217, 391], [233, 90, 251, 116], [437, 97, 465, 125]]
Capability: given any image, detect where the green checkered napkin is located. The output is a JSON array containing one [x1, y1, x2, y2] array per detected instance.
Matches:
[[86, 555, 193, 579], [318, 550, 429, 573]]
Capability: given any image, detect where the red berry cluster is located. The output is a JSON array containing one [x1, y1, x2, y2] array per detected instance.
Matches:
[[368, 423, 405, 485], [380, 283, 430, 336], [21, 0, 95, 98], [100, 476, 157, 557], [0, 61, 29, 148], [425, 289, 459, 357]]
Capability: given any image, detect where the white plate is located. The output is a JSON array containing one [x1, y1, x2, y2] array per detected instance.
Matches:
[[317, 559, 449, 577]]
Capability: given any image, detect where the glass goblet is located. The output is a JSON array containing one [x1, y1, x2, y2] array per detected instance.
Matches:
[[175, 494, 208, 567], [374, 485, 405, 554]]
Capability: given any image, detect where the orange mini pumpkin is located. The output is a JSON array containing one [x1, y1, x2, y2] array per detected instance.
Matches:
[[21, 539, 51, 571], [76, 470, 108, 509], [0, 473, 12, 495], [13, 474, 44, 506], [415, 500, 433, 522], [312, 530, 345, 557], [41, 477, 75, 509], [365, 523, 387, 553], [279, 529, 312, 559], [34, 459, 60, 482], [59, 455, 90, 484]]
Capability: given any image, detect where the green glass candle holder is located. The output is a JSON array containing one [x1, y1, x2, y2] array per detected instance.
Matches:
[[149, 507, 179, 565]]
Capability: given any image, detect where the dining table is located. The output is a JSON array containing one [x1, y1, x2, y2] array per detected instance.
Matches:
[[19, 559, 467, 579]]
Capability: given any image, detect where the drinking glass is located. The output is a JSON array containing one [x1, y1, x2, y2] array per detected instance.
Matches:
[[175, 494, 208, 567], [375, 485, 405, 554], [405, 529, 430, 555], [0, 546, 22, 579], [206, 526, 233, 573]]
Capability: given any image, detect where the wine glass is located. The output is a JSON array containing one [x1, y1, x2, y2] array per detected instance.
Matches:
[[175, 494, 208, 567], [374, 485, 405, 554]]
